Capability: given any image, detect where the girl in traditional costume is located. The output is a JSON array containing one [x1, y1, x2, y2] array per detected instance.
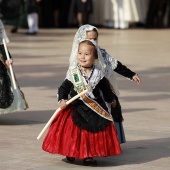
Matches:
[[0, 19, 28, 115], [68, 24, 141, 144], [42, 39, 122, 166]]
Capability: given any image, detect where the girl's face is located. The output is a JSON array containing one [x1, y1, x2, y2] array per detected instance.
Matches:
[[77, 43, 96, 68], [86, 31, 98, 42]]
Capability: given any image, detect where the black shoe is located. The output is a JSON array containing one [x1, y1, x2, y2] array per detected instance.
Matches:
[[83, 158, 97, 166], [25, 32, 37, 35], [66, 156, 75, 162]]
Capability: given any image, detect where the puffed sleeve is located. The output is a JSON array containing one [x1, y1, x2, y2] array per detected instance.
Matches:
[[114, 61, 136, 80], [58, 79, 73, 102], [98, 77, 115, 103]]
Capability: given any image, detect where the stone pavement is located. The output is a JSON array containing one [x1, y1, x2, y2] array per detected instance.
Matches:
[[0, 27, 170, 170]]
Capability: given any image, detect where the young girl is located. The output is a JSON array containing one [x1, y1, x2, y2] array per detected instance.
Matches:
[[42, 39, 121, 166], [68, 24, 141, 144], [0, 19, 28, 114]]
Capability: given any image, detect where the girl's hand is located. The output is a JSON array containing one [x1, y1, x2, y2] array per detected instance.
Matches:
[[5, 59, 13, 68], [59, 100, 67, 109], [111, 100, 116, 108], [132, 75, 141, 84]]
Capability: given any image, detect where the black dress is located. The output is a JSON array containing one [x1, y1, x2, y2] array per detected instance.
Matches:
[[0, 44, 14, 108], [27, 0, 39, 14], [58, 77, 115, 133], [0, 44, 28, 114], [73, 0, 93, 14]]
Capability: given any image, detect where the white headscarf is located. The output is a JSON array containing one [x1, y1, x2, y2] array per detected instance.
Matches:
[[67, 24, 119, 95], [0, 19, 10, 44], [68, 24, 106, 74]]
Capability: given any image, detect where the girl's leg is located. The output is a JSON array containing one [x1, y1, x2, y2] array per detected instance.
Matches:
[[27, 13, 35, 33], [33, 13, 39, 33], [77, 12, 83, 26], [27, 13, 38, 34]]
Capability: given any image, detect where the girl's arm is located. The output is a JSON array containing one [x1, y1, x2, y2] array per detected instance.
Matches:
[[101, 49, 140, 84], [58, 79, 73, 108], [114, 61, 141, 84], [114, 61, 136, 79], [99, 77, 116, 104]]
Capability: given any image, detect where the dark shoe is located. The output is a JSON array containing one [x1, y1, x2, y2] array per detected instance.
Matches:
[[66, 156, 75, 162], [25, 32, 37, 35], [11, 27, 18, 33], [83, 158, 97, 166]]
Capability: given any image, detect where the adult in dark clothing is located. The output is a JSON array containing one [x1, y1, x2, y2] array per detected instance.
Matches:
[[0, 19, 13, 109], [0, 0, 24, 33], [73, 0, 93, 27], [58, 0, 71, 28], [39, 0, 54, 28], [146, 0, 169, 28], [53, 0, 71, 28], [0, 19, 28, 114]]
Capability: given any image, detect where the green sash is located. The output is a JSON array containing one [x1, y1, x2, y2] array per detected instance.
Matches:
[[70, 67, 113, 121]]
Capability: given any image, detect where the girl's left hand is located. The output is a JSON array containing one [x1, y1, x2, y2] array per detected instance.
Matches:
[[132, 75, 141, 84], [5, 59, 13, 68]]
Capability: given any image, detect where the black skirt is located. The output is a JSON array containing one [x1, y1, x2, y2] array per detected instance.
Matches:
[[0, 61, 14, 109], [73, 0, 93, 13], [71, 98, 110, 133]]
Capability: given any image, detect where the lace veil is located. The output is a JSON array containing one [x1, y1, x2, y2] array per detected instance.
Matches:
[[0, 19, 10, 45], [67, 24, 119, 95], [68, 24, 106, 73]]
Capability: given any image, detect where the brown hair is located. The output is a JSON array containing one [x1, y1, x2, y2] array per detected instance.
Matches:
[[79, 40, 98, 59], [86, 28, 98, 38]]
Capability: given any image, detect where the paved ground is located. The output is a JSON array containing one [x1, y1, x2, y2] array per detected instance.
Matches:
[[0, 27, 170, 170]]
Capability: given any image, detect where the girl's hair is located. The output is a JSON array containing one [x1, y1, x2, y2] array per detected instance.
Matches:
[[79, 40, 98, 59], [86, 28, 98, 37]]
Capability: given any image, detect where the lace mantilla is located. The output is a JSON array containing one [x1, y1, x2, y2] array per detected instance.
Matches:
[[68, 25, 106, 74], [66, 24, 119, 95]]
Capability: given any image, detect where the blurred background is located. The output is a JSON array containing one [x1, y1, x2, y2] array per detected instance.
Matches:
[[0, 0, 170, 33], [0, 1, 170, 170]]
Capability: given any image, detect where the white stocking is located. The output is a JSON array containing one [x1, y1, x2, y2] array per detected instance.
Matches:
[[27, 13, 38, 33]]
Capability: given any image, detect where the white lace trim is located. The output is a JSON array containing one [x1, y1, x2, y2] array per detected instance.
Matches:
[[67, 25, 106, 75], [100, 49, 119, 95], [67, 66, 104, 99], [67, 24, 119, 95]]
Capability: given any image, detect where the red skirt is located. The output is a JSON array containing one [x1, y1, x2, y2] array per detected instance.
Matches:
[[42, 107, 121, 159]]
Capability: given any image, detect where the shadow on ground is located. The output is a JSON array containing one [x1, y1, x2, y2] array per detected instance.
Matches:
[[59, 137, 170, 167], [0, 110, 54, 125]]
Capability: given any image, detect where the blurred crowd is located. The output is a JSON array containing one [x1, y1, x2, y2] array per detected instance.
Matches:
[[0, 0, 169, 33], [97, 0, 170, 29]]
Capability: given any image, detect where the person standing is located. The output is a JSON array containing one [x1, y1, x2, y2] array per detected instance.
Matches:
[[73, 0, 93, 27], [0, 19, 28, 114], [146, 0, 169, 28]]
